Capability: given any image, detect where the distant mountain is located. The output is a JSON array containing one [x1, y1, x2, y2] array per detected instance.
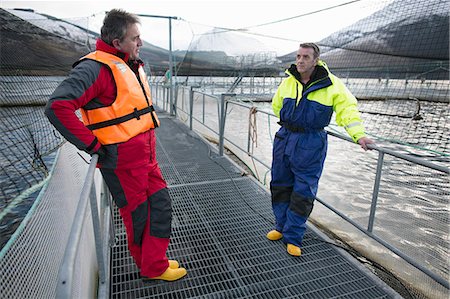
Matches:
[[0, 9, 239, 76], [278, 0, 449, 79], [0, 8, 95, 75], [7, 8, 99, 48], [0, 8, 177, 75]]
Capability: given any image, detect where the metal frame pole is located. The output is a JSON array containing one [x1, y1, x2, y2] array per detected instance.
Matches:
[[168, 17, 174, 115], [136, 14, 179, 116]]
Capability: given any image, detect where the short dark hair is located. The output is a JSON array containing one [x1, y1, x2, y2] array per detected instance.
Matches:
[[300, 43, 320, 58], [101, 9, 140, 45]]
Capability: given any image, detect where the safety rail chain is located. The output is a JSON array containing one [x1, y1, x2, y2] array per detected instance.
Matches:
[[57, 84, 449, 297], [152, 82, 450, 289]]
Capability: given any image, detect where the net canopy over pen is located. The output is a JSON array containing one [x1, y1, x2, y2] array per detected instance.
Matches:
[[0, 0, 448, 253]]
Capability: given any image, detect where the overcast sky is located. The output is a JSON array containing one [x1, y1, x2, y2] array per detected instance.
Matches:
[[2, 0, 392, 55]]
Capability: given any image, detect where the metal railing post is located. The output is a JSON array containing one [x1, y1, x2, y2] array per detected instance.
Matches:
[[367, 151, 385, 232], [173, 83, 178, 117], [162, 87, 166, 111], [218, 93, 236, 156], [89, 182, 106, 284], [202, 94, 205, 124], [166, 85, 170, 112], [98, 181, 112, 299], [155, 84, 159, 107], [247, 110, 252, 154], [218, 94, 226, 156], [189, 86, 194, 130], [105, 183, 116, 247]]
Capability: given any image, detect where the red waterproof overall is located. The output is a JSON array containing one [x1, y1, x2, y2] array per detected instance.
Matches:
[[46, 41, 173, 277], [80, 51, 171, 277]]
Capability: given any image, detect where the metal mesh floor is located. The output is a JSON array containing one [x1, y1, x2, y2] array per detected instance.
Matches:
[[109, 115, 399, 299]]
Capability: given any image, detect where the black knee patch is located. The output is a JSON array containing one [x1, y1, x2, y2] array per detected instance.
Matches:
[[290, 193, 314, 217], [271, 185, 293, 203], [100, 168, 127, 208], [131, 200, 148, 245], [149, 188, 172, 238]]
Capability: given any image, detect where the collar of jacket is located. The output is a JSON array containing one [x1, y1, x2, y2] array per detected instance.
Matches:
[[286, 62, 329, 85], [95, 39, 144, 71]]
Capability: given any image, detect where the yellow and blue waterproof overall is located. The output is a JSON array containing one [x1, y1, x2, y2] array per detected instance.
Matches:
[[270, 61, 366, 247]]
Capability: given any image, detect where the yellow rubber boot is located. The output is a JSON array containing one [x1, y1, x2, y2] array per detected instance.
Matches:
[[266, 230, 283, 241], [287, 244, 302, 257], [168, 260, 179, 269], [146, 267, 187, 281]]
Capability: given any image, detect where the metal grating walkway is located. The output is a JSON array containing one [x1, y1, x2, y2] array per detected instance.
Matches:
[[109, 114, 400, 299]]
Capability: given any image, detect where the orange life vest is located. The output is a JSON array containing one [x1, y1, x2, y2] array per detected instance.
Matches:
[[79, 51, 160, 145]]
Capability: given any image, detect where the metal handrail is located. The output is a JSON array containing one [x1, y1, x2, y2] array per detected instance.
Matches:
[[326, 130, 449, 174], [56, 154, 111, 298]]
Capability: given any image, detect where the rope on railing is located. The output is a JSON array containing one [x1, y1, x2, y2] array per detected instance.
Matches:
[[248, 106, 258, 151], [247, 106, 261, 180]]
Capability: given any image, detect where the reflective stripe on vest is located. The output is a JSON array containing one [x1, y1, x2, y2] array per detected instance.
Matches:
[[80, 51, 160, 145]]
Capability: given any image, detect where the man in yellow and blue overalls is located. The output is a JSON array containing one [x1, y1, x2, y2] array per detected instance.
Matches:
[[267, 43, 374, 256]]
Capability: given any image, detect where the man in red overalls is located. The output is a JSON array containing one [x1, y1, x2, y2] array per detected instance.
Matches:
[[45, 9, 187, 281]]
